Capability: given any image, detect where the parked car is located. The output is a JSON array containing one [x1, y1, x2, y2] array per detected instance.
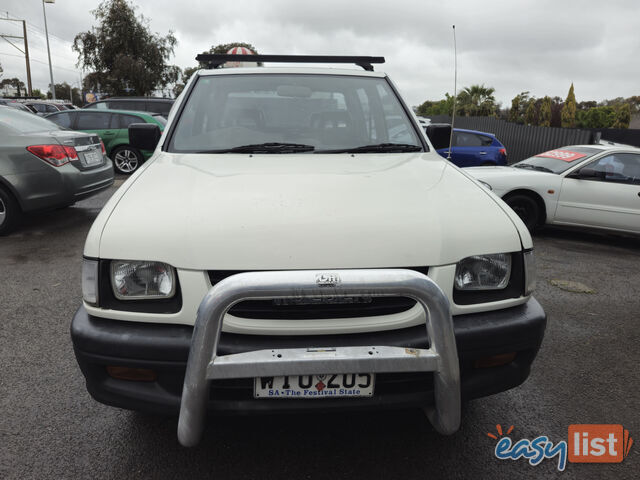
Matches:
[[23, 101, 74, 116], [70, 55, 545, 446], [0, 99, 34, 113], [82, 97, 174, 117], [45, 109, 166, 174], [0, 106, 114, 235], [433, 128, 507, 167], [468, 144, 640, 233]]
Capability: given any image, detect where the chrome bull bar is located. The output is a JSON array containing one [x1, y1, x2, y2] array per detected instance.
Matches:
[[177, 269, 461, 447]]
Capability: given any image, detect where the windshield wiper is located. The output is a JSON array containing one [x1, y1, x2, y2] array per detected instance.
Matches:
[[513, 163, 554, 173], [317, 143, 423, 153], [200, 142, 315, 153]]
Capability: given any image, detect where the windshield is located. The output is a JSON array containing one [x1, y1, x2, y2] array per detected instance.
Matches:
[[513, 146, 601, 174], [169, 74, 424, 153], [0, 107, 63, 134]]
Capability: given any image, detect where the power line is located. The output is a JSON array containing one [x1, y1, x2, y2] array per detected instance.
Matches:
[[2, 10, 74, 45], [0, 50, 80, 74]]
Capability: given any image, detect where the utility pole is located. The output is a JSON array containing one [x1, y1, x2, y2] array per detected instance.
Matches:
[[42, 0, 56, 100], [22, 20, 32, 95], [0, 17, 33, 96]]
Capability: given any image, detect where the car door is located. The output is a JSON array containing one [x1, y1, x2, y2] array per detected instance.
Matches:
[[75, 112, 114, 148], [555, 153, 640, 233], [442, 131, 492, 167], [110, 113, 144, 147]]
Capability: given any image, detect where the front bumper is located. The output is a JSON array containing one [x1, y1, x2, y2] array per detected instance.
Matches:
[[71, 296, 546, 415]]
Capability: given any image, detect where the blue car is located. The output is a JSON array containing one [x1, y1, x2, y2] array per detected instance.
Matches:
[[435, 128, 507, 167]]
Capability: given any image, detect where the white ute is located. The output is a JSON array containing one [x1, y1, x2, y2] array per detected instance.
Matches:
[[71, 55, 546, 446]]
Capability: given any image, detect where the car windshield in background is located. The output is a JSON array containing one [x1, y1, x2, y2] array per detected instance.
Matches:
[[0, 107, 63, 134], [169, 74, 423, 153], [513, 146, 601, 174]]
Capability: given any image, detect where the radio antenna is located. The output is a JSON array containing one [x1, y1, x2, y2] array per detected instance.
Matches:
[[447, 25, 457, 160]]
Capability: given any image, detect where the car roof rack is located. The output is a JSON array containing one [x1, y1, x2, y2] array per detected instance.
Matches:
[[195, 54, 385, 72]]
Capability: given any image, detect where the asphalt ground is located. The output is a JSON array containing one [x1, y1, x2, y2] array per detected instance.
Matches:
[[1, 179, 638, 479]]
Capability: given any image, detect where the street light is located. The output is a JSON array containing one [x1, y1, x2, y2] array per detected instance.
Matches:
[[42, 0, 56, 100]]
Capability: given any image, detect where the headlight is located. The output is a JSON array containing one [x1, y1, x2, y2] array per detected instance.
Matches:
[[455, 253, 511, 290], [111, 260, 176, 300], [523, 250, 536, 294], [82, 258, 99, 305]]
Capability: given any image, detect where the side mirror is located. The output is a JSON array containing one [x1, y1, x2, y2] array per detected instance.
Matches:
[[129, 123, 161, 151], [425, 124, 452, 150]]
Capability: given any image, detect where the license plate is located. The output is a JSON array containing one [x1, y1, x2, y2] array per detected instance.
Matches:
[[83, 149, 102, 165], [254, 373, 374, 398]]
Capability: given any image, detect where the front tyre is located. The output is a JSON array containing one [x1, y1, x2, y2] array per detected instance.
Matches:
[[504, 194, 540, 231], [112, 146, 143, 175], [0, 187, 21, 236]]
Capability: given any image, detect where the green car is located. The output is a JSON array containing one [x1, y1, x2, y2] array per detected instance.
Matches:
[[45, 109, 166, 174]]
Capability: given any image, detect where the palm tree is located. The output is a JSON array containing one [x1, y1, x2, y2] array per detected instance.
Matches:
[[457, 84, 497, 116]]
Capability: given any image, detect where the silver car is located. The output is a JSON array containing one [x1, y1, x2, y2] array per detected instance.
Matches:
[[0, 106, 114, 235]]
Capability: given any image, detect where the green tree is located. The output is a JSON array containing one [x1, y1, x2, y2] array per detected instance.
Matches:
[[612, 103, 630, 129], [508, 91, 530, 124], [73, 0, 179, 96], [456, 84, 497, 116], [524, 98, 538, 125], [31, 88, 46, 99], [539, 96, 552, 127], [46, 82, 82, 105], [416, 93, 455, 117], [0, 78, 26, 97], [576, 106, 616, 128], [561, 83, 576, 128]]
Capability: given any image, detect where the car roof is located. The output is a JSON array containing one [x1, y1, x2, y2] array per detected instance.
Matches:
[[554, 143, 640, 152], [92, 97, 173, 102], [454, 128, 496, 137], [197, 66, 387, 78], [50, 108, 154, 117]]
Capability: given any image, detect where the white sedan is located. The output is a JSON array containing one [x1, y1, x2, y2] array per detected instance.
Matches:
[[468, 144, 640, 234]]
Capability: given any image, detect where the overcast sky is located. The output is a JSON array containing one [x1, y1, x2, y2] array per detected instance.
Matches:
[[1, 0, 638, 107]]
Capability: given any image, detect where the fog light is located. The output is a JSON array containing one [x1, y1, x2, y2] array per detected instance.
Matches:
[[106, 366, 157, 382], [474, 352, 517, 368]]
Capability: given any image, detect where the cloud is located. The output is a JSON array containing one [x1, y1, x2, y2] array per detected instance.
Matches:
[[0, 0, 638, 107]]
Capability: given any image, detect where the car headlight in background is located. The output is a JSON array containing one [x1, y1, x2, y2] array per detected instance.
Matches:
[[111, 261, 176, 300], [82, 258, 99, 305], [455, 253, 512, 290]]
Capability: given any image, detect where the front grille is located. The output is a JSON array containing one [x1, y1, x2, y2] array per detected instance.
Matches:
[[207, 268, 428, 320]]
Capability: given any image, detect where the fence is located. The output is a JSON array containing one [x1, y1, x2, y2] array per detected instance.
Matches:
[[429, 115, 596, 163]]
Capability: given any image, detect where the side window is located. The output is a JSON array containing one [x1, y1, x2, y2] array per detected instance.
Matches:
[[588, 154, 640, 184], [113, 114, 144, 129], [109, 100, 132, 110], [32, 104, 47, 113], [76, 112, 111, 130], [48, 112, 73, 128], [478, 135, 494, 147], [46, 104, 59, 113], [454, 132, 483, 147]]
